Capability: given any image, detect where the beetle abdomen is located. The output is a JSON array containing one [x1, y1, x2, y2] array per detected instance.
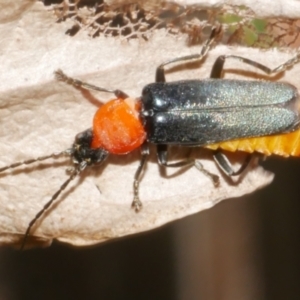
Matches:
[[206, 129, 300, 157]]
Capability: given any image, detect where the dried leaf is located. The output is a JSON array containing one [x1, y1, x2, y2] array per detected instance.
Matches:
[[4, 1, 300, 248]]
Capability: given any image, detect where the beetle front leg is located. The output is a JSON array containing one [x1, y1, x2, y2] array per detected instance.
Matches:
[[157, 145, 220, 186], [132, 144, 150, 212], [55, 69, 129, 99]]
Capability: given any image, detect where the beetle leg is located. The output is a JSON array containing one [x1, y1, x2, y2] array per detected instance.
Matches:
[[155, 25, 222, 82], [157, 145, 220, 186], [55, 69, 129, 98], [213, 150, 252, 176], [132, 143, 150, 212], [210, 53, 300, 78]]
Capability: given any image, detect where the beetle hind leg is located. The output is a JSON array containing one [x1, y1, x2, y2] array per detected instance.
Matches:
[[210, 53, 300, 79], [213, 150, 253, 176]]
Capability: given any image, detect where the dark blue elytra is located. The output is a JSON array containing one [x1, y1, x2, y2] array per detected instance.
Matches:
[[141, 79, 300, 146]]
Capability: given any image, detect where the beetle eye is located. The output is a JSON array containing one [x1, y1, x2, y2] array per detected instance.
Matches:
[[75, 129, 93, 145]]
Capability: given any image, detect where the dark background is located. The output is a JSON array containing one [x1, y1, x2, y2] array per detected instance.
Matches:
[[0, 157, 299, 300]]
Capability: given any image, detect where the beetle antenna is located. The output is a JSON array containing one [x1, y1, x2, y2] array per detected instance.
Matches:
[[0, 151, 68, 173], [20, 167, 80, 250]]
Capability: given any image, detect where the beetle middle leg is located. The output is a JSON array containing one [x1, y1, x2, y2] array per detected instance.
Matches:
[[155, 25, 222, 82], [156, 144, 220, 186]]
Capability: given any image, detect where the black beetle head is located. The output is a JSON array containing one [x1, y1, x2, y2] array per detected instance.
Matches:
[[70, 129, 109, 170]]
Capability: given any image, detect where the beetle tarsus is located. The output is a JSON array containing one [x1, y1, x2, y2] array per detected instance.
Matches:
[[132, 178, 143, 212], [132, 197, 143, 212], [211, 174, 220, 187], [194, 160, 220, 187]]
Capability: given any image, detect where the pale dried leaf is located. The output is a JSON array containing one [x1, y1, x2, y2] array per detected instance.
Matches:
[[4, 1, 300, 248], [176, 0, 300, 18]]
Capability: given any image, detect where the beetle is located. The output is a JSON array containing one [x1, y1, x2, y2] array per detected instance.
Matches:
[[1, 26, 300, 249]]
